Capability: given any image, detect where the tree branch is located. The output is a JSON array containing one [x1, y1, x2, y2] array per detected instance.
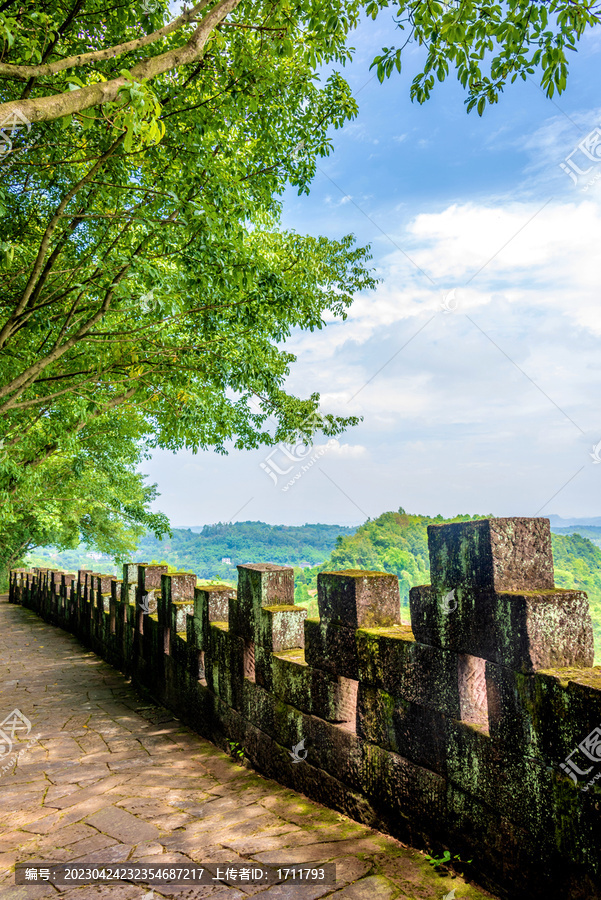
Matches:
[[0, 0, 241, 125], [0, 1, 212, 80]]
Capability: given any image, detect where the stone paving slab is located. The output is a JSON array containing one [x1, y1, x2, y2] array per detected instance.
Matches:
[[0, 596, 498, 899]]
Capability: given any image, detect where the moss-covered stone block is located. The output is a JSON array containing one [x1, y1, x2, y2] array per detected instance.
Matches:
[[171, 630, 189, 670], [205, 622, 243, 708], [552, 771, 601, 876], [157, 571, 194, 625], [356, 626, 461, 717], [357, 684, 449, 775], [411, 518, 594, 672], [486, 662, 541, 757], [444, 782, 556, 900], [446, 718, 555, 843], [428, 517, 555, 594], [187, 584, 234, 651], [364, 743, 447, 844], [411, 582, 593, 672], [304, 617, 359, 679], [488, 663, 601, 772], [317, 570, 401, 628], [254, 604, 306, 690], [233, 563, 294, 640]]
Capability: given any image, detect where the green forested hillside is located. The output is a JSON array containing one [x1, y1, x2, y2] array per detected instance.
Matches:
[[552, 526, 601, 549], [26, 522, 357, 582], [137, 522, 357, 579]]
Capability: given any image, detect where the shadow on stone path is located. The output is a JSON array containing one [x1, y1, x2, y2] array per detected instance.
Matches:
[[0, 597, 497, 900]]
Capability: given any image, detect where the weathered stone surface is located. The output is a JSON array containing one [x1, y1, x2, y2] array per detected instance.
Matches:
[[259, 606, 306, 653], [137, 563, 169, 591], [204, 622, 245, 709], [272, 650, 357, 725], [367, 744, 448, 844], [167, 571, 197, 601], [85, 806, 159, 843], [428, 517, 555, 594], [304, 618, 359, 680], [317, 571, 401, 629], [170, 599, 195, 635], [356, 626, 460, 717], [357, 685, 448, 776], [410, 583, 594, 672]]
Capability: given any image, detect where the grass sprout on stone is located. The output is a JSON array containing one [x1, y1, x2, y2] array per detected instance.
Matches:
[[425, 849, 472, 872], [228, 740, 245, 764]]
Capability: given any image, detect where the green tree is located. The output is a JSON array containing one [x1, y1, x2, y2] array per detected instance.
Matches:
[[0, 0, 372, 565], [370, 0, 600, 113], [0, 414, 169, 573]]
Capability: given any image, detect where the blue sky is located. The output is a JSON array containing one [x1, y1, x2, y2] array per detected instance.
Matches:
[[143, 12, 601, 527]]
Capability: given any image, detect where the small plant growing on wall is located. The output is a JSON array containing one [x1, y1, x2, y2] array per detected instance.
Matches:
[[228, 741, 245, 764], [424, 849, 472, 875]]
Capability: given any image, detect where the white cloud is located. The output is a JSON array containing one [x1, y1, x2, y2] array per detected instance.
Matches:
[[321, 440, 367, 458]]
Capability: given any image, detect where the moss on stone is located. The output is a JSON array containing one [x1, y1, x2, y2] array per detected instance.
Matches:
[[321, 569, 396, 578]]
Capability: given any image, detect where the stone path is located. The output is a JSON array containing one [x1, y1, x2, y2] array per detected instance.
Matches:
[[0, 596, 496, 900]]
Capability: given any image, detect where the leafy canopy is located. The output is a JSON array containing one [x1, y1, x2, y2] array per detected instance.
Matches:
[[369, 0, 600, 113], [0, 0, 374, 567]]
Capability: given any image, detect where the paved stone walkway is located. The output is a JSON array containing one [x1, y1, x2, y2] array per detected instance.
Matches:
[[0, 596, 496, 900]]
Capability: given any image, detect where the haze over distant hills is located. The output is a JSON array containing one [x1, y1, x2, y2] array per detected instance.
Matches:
[[548, 515, 601, 527]]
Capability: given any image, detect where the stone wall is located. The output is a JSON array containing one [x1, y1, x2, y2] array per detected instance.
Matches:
[[9, 517, 601, 900]]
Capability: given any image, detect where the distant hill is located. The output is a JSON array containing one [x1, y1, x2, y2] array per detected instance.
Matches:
[[551, 525, 601, 548], [548, 515, 601, 527], [135, 521, 358, 579], [26, 521, 357, 581]]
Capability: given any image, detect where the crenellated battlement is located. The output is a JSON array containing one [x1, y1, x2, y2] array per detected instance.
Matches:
[[9, 517, 601, 900]]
